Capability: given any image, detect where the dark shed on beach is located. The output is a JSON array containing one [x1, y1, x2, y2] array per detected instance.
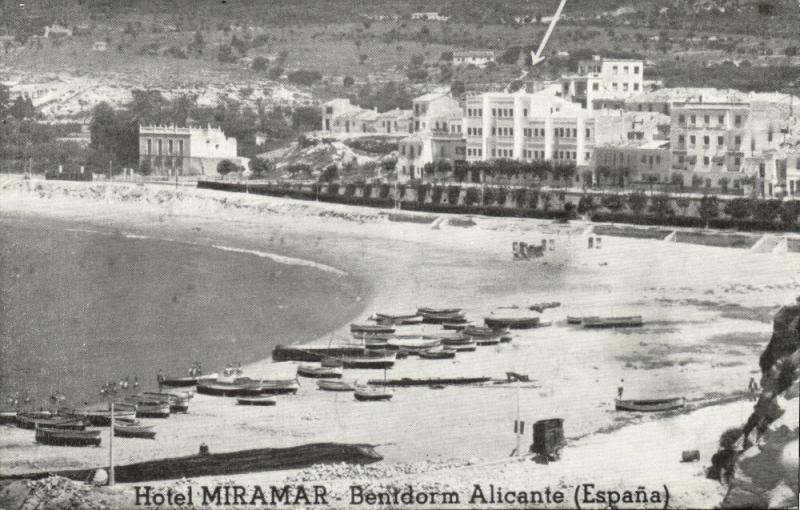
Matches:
[[530, 418, 564, 460]]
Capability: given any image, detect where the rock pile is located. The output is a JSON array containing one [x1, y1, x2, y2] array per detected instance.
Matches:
[[0, 476, 107, 510]]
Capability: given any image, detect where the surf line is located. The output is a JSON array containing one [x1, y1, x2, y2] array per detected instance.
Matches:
[[209, 244, 348, 277]]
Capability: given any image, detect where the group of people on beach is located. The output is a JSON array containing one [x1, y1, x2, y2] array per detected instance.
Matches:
[[187, 362, 204, 377], [5, 392, 31, 407], [99, 376, 139, 396], [222, 362, 243, 377]]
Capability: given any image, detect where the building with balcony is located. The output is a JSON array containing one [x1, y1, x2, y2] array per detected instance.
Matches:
[[321, 99, 413, 135], [411, 91, 462, 134], [396, 131, 466, 182], [592, 140, 671, 187], [452, 50, 495, 68], [138, 125, 242, 176], [559, 55, 644, 111], [786, 149, 800, 198], [462, 90, 626, 172]]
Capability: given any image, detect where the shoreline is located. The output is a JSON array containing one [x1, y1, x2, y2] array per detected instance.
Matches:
[[1, 180, 798, 508]]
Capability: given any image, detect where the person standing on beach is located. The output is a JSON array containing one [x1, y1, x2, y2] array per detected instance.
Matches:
[[748, 377, 759, 401], [617, 379, 624, 400]]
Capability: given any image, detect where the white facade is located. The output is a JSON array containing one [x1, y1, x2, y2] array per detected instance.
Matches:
[[452, 51, 495, 68], [560, 56, 644, 111], [139, 125, 241, 176]]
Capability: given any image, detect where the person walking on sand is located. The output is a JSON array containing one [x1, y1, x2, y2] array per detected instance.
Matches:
[[617, 379, 624, 400], [748, 377, 759, 401], [133, 377, 139, 390]]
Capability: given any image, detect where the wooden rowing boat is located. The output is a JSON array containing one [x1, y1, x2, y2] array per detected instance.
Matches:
[[142, 392, 190, 413], [566, 316, 582, 325], [462, 325, 507, 338], [16, 413, 86, 430], [484, 316, 540, 329], [441, 334, 473, 346], [64, 406, 137, 426], [386, 337, 441, 350], [350, 324, 395, 334], [421, 312, 467, 324], [452, 341, 477, 352], [35, 427, 101, 447], [417, 307, 462, 315], [339, 353, 395, 369], [317, 380, 356, 392], [236, 378, 300, 395], [196, 381, 256, 397], [353, 386, 392, 401], [114, 423, 156, 439], [475, 337, 501, 346], [615, 397, 685, 412], [582, 316, 644, 328], [442, 322, 471, 330], [157, 372, 218, 387], [418, 349, 456, 360], [236, 396, 277, 406], [135, 402, 171, 418], [368, 376, 491, 387], [297, 365, 343, 379]]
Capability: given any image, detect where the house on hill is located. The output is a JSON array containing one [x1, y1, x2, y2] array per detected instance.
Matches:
[[452, 50, 495, 68]]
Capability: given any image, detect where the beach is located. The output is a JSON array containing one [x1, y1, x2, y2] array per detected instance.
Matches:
[[1, 179, 798, 507]]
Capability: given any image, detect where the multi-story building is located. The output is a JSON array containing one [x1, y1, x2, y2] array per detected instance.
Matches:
[[138, 125, 242, 176], [560, 55, 644, 111], [592, 140, 672, 186], [462, 90, 626, 170], [452, 50, 495, 68], [396, 131, 466, 182], [321, 99, 413, 135], [786, 149, 800, 197], [411, 91, 462, 134]]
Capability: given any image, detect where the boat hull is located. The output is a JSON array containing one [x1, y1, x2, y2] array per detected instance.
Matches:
[[114, 426, 156, 439], [615, 397, 685, 412], [484, 317, 540, 329], [35, 428, 101, 447], [583, 316, 644, 328], [236, 397, 277, 406], [317, 381, 355, 392]]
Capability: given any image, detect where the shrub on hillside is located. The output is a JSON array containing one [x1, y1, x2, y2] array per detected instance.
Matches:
[[287, 69, 322, 86]]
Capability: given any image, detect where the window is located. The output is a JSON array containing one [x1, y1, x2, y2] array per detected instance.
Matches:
[[734, 115, 742, 126], [612, 83, 618, 91], [509, 128, 514, 136], [718, 115, 724, 125], [678, 155, 685, 164], [655, 155, 661, 164], [623, 66, 628, 73], [168, 140, 173, 154], [177, 140, 183, 155], [690, 135, 696, 145], [678, 115, 685, 124], [491, 127, 496, 135], [623, 83, 629, 92], [703, 156, 709, 166], [634, 66, 639, 73], [768, 132, 773, 142], [678, 135, 685, 145], [690, 115, 696, 124], [492, 108, 496, 117], [146, 139, 152, 154], [157, 139, 162, 155], [491, 149, 496, 157], [571, 151, 576, 160], [400, 145, 406, 155], [585, 152, 590, 160], [612, 65, 618, 73], [703, 135, 709, 146], [641, 155, 646, 163], [592, 83, 599, 91], [703, 115, 709, 125], [734, 135, 741, 146], [717, 136, 724, 146], [585, 128, 591, 139], [523, 109, 528, 117], [509, 150, 513, 158]]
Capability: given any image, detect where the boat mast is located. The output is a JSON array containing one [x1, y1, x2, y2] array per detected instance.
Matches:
[[109, 401, 115, 486]]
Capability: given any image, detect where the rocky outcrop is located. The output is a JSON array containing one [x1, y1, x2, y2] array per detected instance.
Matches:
[[717, 299, 799, 508]]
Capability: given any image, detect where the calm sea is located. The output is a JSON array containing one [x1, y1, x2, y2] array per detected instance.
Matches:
[[0, 217, 363, 408]]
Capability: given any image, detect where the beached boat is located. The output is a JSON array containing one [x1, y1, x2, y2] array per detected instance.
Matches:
[[196, 380, 259, 397], [157, 372, 218, 387], [500, 336, 513, 343], [350, 324, 396, 334], [135, 402, 170, 418], [368, 376, 491, 387], [582, 316, 644, 328], [452, 342, 477, 352], [421, 312, 467, 324], [297, 365, 343, 379], [475, 337, 501, 346], [142, 392, 190, 413], [396, 316, 424, 325], [484, 316, 540, 329], [339, 353, 396, 369], [615, 397, 685, 412], [354, 386, 392, 401], [16, 413, 86, 430], [386, 337, 441, 350], [418, 349, 456, 360], [0, 411, 18, 425], [236, 378, 300, 395], [441, 334, 473, 346], [417, 307, 462, 315], [462, 325, 507, 338], [64, 406, 137, 426], [317, 380, 356, 392], [236, 396, 277, 406], [362, 337, 390, 350], [528, 302, 561, 312], [442, 322, 471, 330], [35, 427, 101, 447], [373, 312, 420, 325], [566, 316, 582, 325], [114, 423, 156, 439]]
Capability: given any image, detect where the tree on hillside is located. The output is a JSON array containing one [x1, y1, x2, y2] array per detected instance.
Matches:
[[450, 80, 465, 97], [188, 31, 205, 55], [343, 76, 355, 88], [252, 56, 269, 71], [217, 159, 239, 175], [291, 106, 322, 131], [89, 102, 138, 168], [698, 195, 719, 226], [248, 157, 272, 177], [217, 44, 237, 63], [287, 69, 322, 86]]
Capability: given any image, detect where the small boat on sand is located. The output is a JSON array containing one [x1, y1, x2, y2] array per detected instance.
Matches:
[[236, 396, 277, 406], [441, 335, 473, 346], [475, 337, 501, 346], [297, 365, 343, 379], [350, 324, 395, 334], [386, 337, 441, 350], [135, 402, 171, 418], [142, 392, 190, 413], [582, 316, 644, 328], [157, 372, 218, 387], [317, 380, 356, 392], [339, 353, 396, 369], [417, 307, 462, 315], [452, 342, 477, 352], [196, 381, 254, 397], [421, 312, 467, 324], [442, 322, 470, 330], [418, 349, 456, 360], [36, 427, 101, 447], [0, 411, 18, 424], [500, 336, 513, 343], [462, 325, 507, 338], [484, 316, 540, 329], [238, 378, 300, 395], [566, 316, 582, 325], [354, 386, 392, 401], [16, 413, 86, 430], [373, 313, 421, 325], [615, 397, 685, 412], [114, 422, 156, 439], [363, 337, 390, 349], [64, 406, 137, 426]]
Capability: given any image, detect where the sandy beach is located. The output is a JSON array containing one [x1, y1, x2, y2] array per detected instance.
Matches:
[[1, 179, 798, 507]]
